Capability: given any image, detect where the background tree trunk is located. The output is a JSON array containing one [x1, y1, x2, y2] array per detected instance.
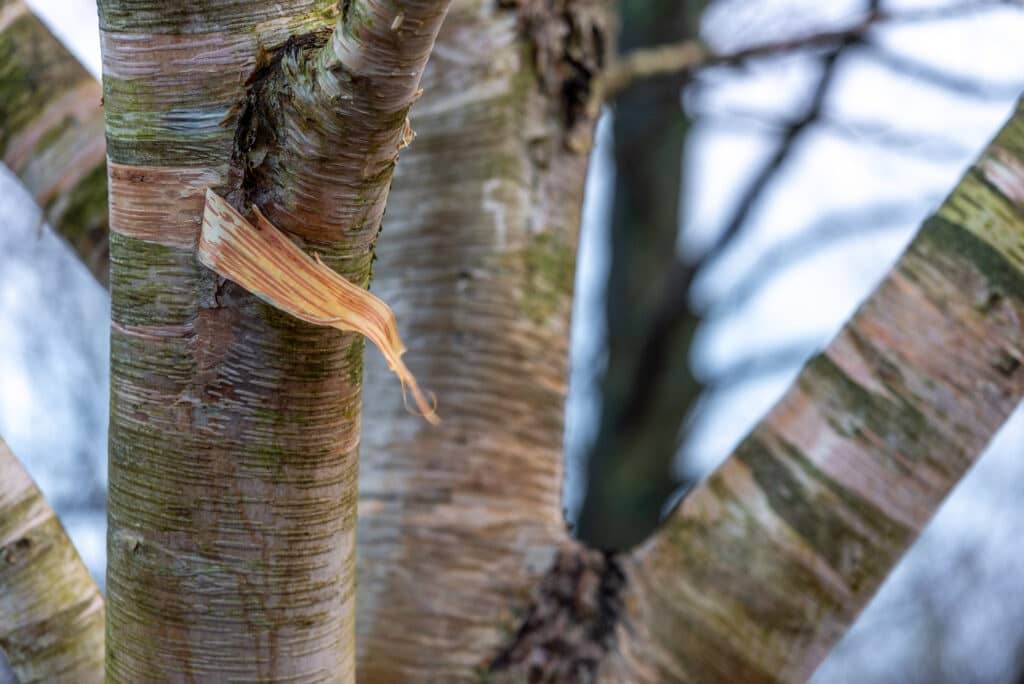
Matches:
[[577, 0, 707, 550], [0, 438, 104, 683], [0, 0, 107, 285]]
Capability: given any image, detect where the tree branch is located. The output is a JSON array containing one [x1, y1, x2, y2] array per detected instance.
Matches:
[[694, 107, 974, 161], [695, 42, 847, 268], [603, 97, 1024, 683], [862, 39, 1024, 100], [702, 339, 823, 391], [597, 1, 1020, 100], [708, 199, 934, 316]]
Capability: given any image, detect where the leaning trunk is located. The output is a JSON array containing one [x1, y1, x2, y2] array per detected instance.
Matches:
[[0, 438, 104, 683], [0, 0, 107, 284], [600, 98, 1024, 683]]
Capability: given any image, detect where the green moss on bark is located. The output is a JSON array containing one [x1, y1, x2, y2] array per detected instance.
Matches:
[[0, 14, 92, 150], [516, 232, 575, 323], [51, 161, 108, 248]]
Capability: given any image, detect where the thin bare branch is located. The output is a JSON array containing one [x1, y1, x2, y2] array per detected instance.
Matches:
[[709, 199, 933, 316], [702, 339, 822, 390], [696, 42, 848, 269], [694, 107, 975, 161], [861, 40, 1024, 100], [598, 1, 1020, 100]]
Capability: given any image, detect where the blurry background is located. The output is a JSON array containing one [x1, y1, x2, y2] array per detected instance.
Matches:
[[2, 0, 1024, 681]]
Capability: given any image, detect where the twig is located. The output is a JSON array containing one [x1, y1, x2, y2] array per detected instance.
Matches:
[[597, 1, 1019, 101], [703, 339, 823, 390], [695, 42, 847, 267], [861, 40, 1024, 100], [706, 199, 933, 316], [693, 107, 975, 161]]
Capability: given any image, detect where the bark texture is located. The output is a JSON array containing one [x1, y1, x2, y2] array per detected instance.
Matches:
[[0, 438, 104, 683], [355, 0, 611, 679], [0, 0, 107, 285], [101, 1, 448, 680], [600, 99, 1024, 683]]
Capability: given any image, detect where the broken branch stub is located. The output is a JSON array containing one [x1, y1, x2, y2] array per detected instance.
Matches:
[[198, 189, 439, 424]]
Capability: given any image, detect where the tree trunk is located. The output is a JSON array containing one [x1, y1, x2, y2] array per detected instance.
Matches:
[[577, 0, 707, 551], [0, 438, 104, 683], [100, 1, 447, 679], [0, 0, 107, 285], [355, 1, 612, 679]]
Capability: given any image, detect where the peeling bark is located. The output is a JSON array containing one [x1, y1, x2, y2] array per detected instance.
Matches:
[[101, 1, 449, 680], [0, 0, 108, 285], [600, 99, 1024, 684], [0, 438, 104, 684]]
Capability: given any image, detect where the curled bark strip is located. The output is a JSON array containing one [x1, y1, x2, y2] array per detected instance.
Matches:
[[199, 189, 439, 424]]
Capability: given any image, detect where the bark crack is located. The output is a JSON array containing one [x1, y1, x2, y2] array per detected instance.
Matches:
[[226, 30, 332, 214], [485, 548, 625, 683]]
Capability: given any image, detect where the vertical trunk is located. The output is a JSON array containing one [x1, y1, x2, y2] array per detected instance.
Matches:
[[0, 438, 104, 683], [355, 1, 611, 679], [101, 1, 447, 679], [0, 0, 107, 285], [600, 101, 1024, 683]]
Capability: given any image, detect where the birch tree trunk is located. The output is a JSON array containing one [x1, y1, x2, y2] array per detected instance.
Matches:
[[354, 1, 611, 679], [0, 0, 107, 285], [100, 1, 447, 679], [0, 439, 104, 683]]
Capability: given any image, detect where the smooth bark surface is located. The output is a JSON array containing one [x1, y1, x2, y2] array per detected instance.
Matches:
[[0, 438, 104, 683], [0, 0, 107, 285], [601, 98, 1024, 683], [101, 1, 448, 680]]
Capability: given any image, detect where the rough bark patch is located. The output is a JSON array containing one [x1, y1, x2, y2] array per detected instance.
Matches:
[[486, 547, 625, 683]]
